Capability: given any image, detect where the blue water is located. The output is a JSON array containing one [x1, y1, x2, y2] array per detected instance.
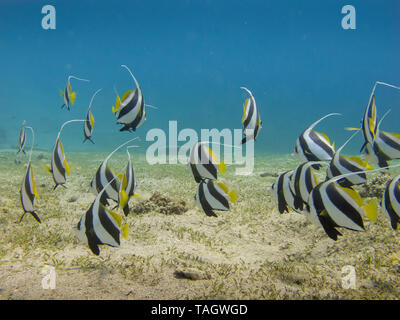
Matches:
[[0, 0, 399, 155]]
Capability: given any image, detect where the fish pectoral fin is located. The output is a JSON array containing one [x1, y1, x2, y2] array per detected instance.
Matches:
[[362, 200, 378, 222], [59, 89, 64, 97], [44, 164, 52, 173]]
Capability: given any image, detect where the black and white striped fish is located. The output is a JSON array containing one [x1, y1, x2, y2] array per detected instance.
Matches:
[[357, 81, 400, 152], [194, 179, 237, 217], [90, 138, 138, 206], [75, 178, 129, 256], [118, 146, 140, 216], [307, 174, 378, 240], [60, 75, 89, 111], [363, 110, 400, 168], [293, 113, 340, 162], [289, 162, 323, 212], [20, 125, 41, 223], [46, 120, 85, 189], [240, 87, 262, 144], [112, 65, 146, 132], [271, 170, 300, 214], [17, 120, 26, 154], [83, 89, 102, 144], [326, 131, 373, 187], [382, 174, 400, 230], [189, 141, 226, 183]]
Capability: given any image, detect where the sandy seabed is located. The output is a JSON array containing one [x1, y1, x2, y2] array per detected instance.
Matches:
[[0, 149, 400, 300]]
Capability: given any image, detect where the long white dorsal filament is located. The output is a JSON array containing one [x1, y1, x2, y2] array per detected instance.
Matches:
[[88, 88, 103, 110], [306, 113, 342, 132], [240, 86, 254, 97], [56, 119, 86, 141], [376, 108, 392, 133], [104, 137, 140, 164], [126, 145, 140, 162], [25, 126, 35, 163], [68, 75, 90, 83], [121, 65, 140, 90], [327, 163, 400, 185], [336, 130, 360, 155]]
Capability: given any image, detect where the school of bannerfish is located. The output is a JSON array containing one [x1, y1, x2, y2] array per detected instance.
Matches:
[[14, 70, 400, 255]]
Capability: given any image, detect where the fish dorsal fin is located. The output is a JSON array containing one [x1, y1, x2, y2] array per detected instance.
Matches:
[[242, 98, 249, 123], [347, 156, 372, 170], [105, 207, 122, 227], [205, 146, 218, 163], [387, 131, 400, 141], [313, 130, 331, 144], [362, 200, 378, 222], [312, 169, 318, 185], [347, 156, 364, 167], [337, 184, 362, 206], [215, 181, 229, 194], [121, 89, 132, 102], [368, 118, 376, 139], [30, 166, 39, 199], [64, 158, 70, 176], [112, 94, 121, 113]]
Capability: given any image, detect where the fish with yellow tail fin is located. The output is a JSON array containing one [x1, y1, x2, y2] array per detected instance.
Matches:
[[118, 146, 141, 216], [113, 65, 146, 132], [20, 125, 41, 223], [365, 109, 400, 168], [17, 120, 26, 155], [293, 113, 340, 162], [90, 137, 139, 206], [83, 88, 102, 144], [60, 75, 90, 111], [304, 165, 400, 241], [240, 87, 261, 144], [289, 161, 325, 212], [46, 119, 86, 189], [382, 174, 400, 230], [188, 141, 226, 183], [194, 179, 237, 217], [271, 170, 299, 214], [326, 130, 373, 187], [356, 81, 400, 153], [75, 176, 129, 256]]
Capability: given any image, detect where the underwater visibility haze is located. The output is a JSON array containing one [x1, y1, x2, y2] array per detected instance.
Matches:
[[1, 0, 400, 301]]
